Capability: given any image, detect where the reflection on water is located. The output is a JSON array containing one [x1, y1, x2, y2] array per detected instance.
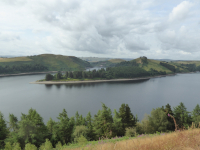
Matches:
[[45, 84, 53, 89]]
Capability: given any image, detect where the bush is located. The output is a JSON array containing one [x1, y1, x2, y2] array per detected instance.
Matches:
[[4, 142, 12, 150], [77, 135, 88, 145], [12, 143, 21, 150], [73, 125, 88, 142], [39, 139, 53, 150], [25, 143, 37, 150], [55, 141, 62, 150], [125, 127, 136, 137]]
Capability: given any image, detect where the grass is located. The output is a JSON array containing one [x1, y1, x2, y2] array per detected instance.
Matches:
[[108, 59, 126, 63], [0, 57, 32, 62], [174, 61, 200, 66], [137, 59, 173, 74], [61, 129, 200, 150]]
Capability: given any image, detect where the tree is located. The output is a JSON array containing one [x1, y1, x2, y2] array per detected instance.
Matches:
[[161, 104, 175, 131], [57, 109, 74, 144], [118, 104, 136, 135], [148, 108, 169, 133], [113, 109, 123, 136], [93, 103, 114, 139], [45, 74, 54, 81], [0, 111, 9, 149], [173, 102, 192, 129], [86, 112, 95, 141], [46, 118, 59, 147], [17, 108, 48, 147], [64, 72, 68, 79], [75, 111, 81, 126], [68, 72, 73, 78], [192, 104, 200, 126], [55, 71, 62, 80], [8, 114, 18, 132]]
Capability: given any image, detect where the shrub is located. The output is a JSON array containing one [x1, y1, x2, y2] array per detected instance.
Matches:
[[4, 142, 12, 150], [55, 141, 62, 150], [39, 139, 53, 150], [25, 143, 37, 150], [77, 135, 88, 145], [125, 127, 136, 137], [73, 125, 88, 142], [12, 143, 21, 150]]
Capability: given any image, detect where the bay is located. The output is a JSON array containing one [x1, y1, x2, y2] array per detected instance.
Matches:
[[0, 72, 199, 123]]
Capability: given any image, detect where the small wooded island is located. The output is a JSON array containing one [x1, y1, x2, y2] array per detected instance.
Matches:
[[31, 56, 200, 84]]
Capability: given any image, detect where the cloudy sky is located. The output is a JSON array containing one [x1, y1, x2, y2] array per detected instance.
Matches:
[[0, 0, 200, 59]]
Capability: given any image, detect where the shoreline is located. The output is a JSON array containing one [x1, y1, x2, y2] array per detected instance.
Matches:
[[30, 74, 176, 84]]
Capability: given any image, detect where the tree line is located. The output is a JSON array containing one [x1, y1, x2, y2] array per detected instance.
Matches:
[[45, 66, 166, 81], [0, 102, 200, 149], [0, 64, 48, 74]]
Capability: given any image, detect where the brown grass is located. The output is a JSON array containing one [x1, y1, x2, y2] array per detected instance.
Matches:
[[63, 129, 200, 150], [0, 57, 32, 62], [108, 59, 126, 63]]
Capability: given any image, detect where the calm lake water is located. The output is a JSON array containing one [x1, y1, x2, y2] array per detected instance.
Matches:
[[0, 72, 200, 123]]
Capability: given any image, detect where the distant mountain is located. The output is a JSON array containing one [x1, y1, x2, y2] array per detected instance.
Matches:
[[152, 59, 173, 62], [0, 54, 92, 73], [79, 57, 132, 62]]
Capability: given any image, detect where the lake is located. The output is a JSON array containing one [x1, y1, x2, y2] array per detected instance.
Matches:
[[0, 72, 199, 123]]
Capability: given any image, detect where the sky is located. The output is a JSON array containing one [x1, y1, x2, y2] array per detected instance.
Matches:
[[0, 0, 200, 60]]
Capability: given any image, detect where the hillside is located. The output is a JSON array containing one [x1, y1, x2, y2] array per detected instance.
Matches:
[[115, 57, 200, 74], [61, 129, 200, 150], [90, 59, 125, 67], [135, 57, 173, 74], [0, 54, 91, 74]]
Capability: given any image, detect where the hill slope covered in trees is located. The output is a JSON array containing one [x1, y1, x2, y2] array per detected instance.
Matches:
[[0, 54, 91, 74]]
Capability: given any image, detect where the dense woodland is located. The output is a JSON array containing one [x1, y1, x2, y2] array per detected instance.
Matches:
[[45, 66, 166, 81], [0, 64, 48, 74], [0, 102, 200, 149]]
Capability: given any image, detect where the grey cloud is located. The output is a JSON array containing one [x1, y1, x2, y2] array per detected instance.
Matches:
[[157, 29, 200, 52], [124, 35, 149, 51]]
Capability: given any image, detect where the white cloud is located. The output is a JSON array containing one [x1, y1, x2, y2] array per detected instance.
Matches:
[[169, 1, 193, 22]]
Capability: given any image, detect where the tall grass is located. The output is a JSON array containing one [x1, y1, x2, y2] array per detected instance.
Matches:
[[62, 129, 200, 150]]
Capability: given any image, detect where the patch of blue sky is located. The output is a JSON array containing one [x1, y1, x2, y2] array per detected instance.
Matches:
[[147, 0, 188, 16]]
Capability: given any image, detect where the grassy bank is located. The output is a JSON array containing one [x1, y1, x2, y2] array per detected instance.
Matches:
[[61, 129, 200, 150]]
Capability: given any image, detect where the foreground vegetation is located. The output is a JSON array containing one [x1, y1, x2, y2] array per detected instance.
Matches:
[[0, 54, 91, 74], [1, 101, 200, 149], [63, 128, 200, 150]]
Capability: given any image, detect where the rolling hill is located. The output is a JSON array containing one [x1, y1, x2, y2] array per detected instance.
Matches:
[[115, 56, 200, 74], [0, 54, 92, 74]]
